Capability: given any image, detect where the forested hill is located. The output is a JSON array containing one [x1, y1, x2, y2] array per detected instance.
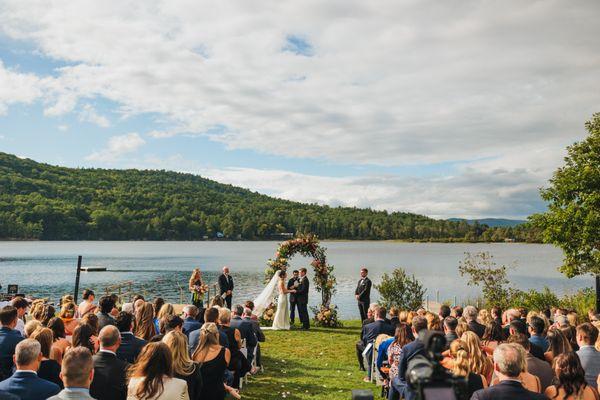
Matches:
[[0, 152, 540, 241]]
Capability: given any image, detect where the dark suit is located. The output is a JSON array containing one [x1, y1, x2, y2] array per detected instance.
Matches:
[[244, 316, 265, 367], [189, 326, 228, 356], [392, 339, 426, 400], [0, 327, 23, 381], [471, 379, 548, 400], [231, 316, 257, 364], [182, 317, 201, 336], [287, 277, 300, 323], [0, 370, 60, 400], [0, 390, 18, 400], [356, 320, 395, 371], [218, 273, 234, 309], [468, 320, 486, 338], [116, 332, 146, 364], [95, 312, 116, 330], [296, 275, 310, 329], [355, 277, 372, 321], [90, 350, 129, 400], [526, 352, 553, 391], [445, 331, 459, 347]]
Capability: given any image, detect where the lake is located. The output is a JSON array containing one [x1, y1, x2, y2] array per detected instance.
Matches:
[[0, 241, 590, 318]]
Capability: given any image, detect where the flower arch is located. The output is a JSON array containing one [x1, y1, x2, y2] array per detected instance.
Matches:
[[265, 234, 340, 327]]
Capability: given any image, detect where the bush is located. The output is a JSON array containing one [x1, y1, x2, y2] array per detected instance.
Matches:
[[560, 287, 595, 319], [511, 287, 560, 311], [375, 268, 425, 310]]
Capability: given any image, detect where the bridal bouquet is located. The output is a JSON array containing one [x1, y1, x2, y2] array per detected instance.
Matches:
[[193, 283, 209, 295], [259, 303, 277, 327]]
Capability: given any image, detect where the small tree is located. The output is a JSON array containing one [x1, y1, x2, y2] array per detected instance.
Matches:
[[458, 252, 520, 309], [375, 268, 425, 310]]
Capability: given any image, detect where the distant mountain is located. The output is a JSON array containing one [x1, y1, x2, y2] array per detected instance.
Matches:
[[447, 218, 527, 228], [0, 152, 539, 241]]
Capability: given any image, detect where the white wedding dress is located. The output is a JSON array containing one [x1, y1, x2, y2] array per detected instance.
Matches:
[[272, 281, 290, 330], [252, 270, 291, 330]]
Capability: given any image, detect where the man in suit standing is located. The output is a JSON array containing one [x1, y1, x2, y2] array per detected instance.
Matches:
[[296, 268, 310, 330], [218, 266, 234, 309], [576, 322, 600, 389], [230, 305, 258, 367], [355, 267, 372, 322], [0, 339, 60, 400], [182, 305, 201, 336], [471, 343, 547, 400], [287, 270, 300, 325], [115, 311, 146, 364], [90, 325, 129, 400], [48, 347, 95, 400], [0, 306, 24, 381]]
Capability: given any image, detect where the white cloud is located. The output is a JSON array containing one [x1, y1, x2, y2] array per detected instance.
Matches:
[[0, 60, 44, 114], [58, 124, 69, 131], [79, 104, 110, 127], [86, 132, 145, 162]]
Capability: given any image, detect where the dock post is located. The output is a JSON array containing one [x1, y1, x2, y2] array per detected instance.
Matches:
[[73, 256, 82, 302]]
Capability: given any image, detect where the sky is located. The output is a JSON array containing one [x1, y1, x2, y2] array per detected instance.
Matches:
[[0, 1, 599, 219]]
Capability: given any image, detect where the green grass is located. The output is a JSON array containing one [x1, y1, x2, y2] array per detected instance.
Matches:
[[242, 320, 375, 400]]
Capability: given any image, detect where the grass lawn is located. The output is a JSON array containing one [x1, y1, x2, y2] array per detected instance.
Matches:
[[241, 320, 376, 400]]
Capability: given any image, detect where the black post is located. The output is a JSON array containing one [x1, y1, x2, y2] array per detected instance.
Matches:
[[74, 256, 83, 302], [596, 275, 600, 314]]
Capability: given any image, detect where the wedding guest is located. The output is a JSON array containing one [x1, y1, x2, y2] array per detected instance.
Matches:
[[23, 320, 42, 338], [529, 316, 549, 352], [218, 308, 249, 388], [392, 316, 428, 400], [230, 305, 257, 366], [455, 319, 469, 338], [439, 304, 451, 320], [0, 339, 61, 400], [243, 307, 264, 369], [491, 306, 503, 327], [0, 306, 24, 380], [479, 309, 492, 325], [82, 314, 100, 338], [355, 267, 372, 322], [471, 343, 547, 400], [464, 306, 485, 338], [509, 319, 546, 360], [544, 352, 598, 400], [576, 322, 600, 388], [443, 316, 459, 346], [30, 327, 62, 388], [47, 347, 95, 400], [47, 317, 70, 365], [134, 302, 156, 341], [209, 296, 224, 308], [357, 307, 395, 375], [503, 308, 522, 338], [218, 266, 234, 310], [385, 324, 411, 400], [95, 296, 116, 330], [127, 342, 189, 400], [9, 297, 28, 336], [446, 339, 486, 398], [192, 323, 235, 400], [156, 303, 175, 334], [544, 328, 572, 364], [90, 325, 128, 400], [451, 306, 463, 319], [461, 331, 493, 383], [72, 323, 98, 354], [163, 331, 203, 400], [182, 305, 201, 336], [133, 298, 145, 315], [59, 302, 79, 336], [507, 333, 553, 391], [481, 320, 504, 355], [389, 307, 400, 327], [189, 269, 205, 310], [425, 312, 442, 331], [287, 270, 300, 324], [156, 315, 184, 340], [78, 289, 97, 318], [152, 297, 165, 334], [115, 311, 146, 363]]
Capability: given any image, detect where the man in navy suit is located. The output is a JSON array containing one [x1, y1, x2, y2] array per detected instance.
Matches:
[[355, 307, 395, 375], [389, 316, 428, 400], [0, 339, 60, 400], [115, 311, 146, 363], [295, 268, 310, 330], [0, 306, 24, 381], [189, 307, 228, 355], [230, 305, 258, 366], [182, 305, 202, 336], [471, 343, 547, 400], [218, 266, 235, 309], [355, 267, 372, 322]]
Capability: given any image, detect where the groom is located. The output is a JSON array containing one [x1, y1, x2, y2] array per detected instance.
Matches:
[[296, 268, 310, 330]]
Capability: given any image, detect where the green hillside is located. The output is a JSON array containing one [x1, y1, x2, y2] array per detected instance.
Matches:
[[0, 152, 539, 241]]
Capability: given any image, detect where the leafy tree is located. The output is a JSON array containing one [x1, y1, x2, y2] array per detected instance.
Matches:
[[375, 268, 425, 310]]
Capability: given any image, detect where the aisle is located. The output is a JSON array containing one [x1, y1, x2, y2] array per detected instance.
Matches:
[[242, 321, 373, 400]]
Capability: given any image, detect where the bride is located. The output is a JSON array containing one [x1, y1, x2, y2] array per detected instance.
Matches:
[[252, 269, 296, 330]]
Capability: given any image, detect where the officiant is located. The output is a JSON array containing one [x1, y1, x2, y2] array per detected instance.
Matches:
[[218, 266, 234, 309], [287, 270, 300, 325]]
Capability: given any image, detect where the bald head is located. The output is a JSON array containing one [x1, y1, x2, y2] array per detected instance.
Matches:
[[222, 266, 230, 274], [99, 325, 120, 350]]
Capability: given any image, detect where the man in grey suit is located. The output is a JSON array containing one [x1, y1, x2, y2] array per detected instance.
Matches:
[[509, 334, 553, 391], [48, 347, 96, 400], [576, 322, 600, 389]]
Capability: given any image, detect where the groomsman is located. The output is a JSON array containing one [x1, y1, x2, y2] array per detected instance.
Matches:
[[218, 266, 234, 309], [287, 270, 300, 324], [296, 268, 310, 330], [355, 267, 372, 321]]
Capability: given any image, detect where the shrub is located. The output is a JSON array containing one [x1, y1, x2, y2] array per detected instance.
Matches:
[[560, 287, 595, 319], [375, 268, 425, 310], [511, 287, 560, 311]]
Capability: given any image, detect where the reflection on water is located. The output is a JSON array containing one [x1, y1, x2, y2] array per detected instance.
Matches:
[[0, 241, 590, 318]]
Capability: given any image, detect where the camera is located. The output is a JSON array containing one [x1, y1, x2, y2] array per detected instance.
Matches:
[[406, 330, 468, 400]]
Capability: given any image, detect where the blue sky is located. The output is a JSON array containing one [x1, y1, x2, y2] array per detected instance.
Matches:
[[1, 1, 599, 219]]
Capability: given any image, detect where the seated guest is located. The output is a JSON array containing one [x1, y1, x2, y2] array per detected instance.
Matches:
[[443, 316, 459, 347], [59, 302, 79, 336], [78, 289, 97, 318], [10, 297, 28, 337], [451, 305, 463, 319], [190, 307, 228, 355], [72, 323, 98, 354], [382, 323, 411, 400], [95, 296, 116, 330], [461, 331, 493, 384], [218, 308, 250, 389], [115, 311, 146, 363], [30, 327, 62, 388], [156, 303, 175, 326], [529, 316, 549, 352], [182, 305, 201, 336], [464, 306, 485, 338], [0, 306, 24, 381], [479, 309, 492, 325], [362, 303, 379, 326], [471, 343, 547, 400], [425, 312, 441, 331], [439, 304, 451, 320], [152, 297, 165, 334], [576, 322, 600, 389], [491, 306, 503, 327], [90, 325, 128, 400], [47, 347, 95, 400], [243, 307, 264, 368], [356, 307, 394, 375], [134, 302, 157, 341], [209, 296, 224, 308], [153, 315, 184, 342], [503, 308, 522, 339], [163, 331, 203, 400], [128, 342, 189, 400], [481, 320, 504, 354], [23, 320, 42, 338], [82, 314, 100, 338], [446, 339, 487, 398], [391, 316, 428, 400], [0, 339, 61, 400], [507, 333, 553, 391], [230, 305, 258, 367], [545, 328, 572, 364], [389, 307, 400, 327], [47, 317, 70, 364], [509, 319, 545, 360], [545, 352, 598, 400]]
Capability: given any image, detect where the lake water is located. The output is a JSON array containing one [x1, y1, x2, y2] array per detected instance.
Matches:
[[0, 241, 591, 318]]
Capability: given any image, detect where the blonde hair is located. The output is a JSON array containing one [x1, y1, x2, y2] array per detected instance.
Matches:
[[389, 307, 399, 317], [134, 302, 156, 341], [478, 309, 491, 325], [157, 303, 174, 321], [192, 323, 220, 361], [218, 308, 231, 325], [425, 312, 441, 331], [189, 268, 202, 290], [59, 302, 77, 319], [399, 310, 408, 322], [24, 320, 43, 338], [461, 331, 492, 376], [456, 320, 469, 338], [31, 327, 54, 358], [163, 331, 196, 376], [450, 339, 470, 376]]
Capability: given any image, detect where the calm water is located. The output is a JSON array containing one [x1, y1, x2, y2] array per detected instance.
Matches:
[[0, 241, 590, 318]]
